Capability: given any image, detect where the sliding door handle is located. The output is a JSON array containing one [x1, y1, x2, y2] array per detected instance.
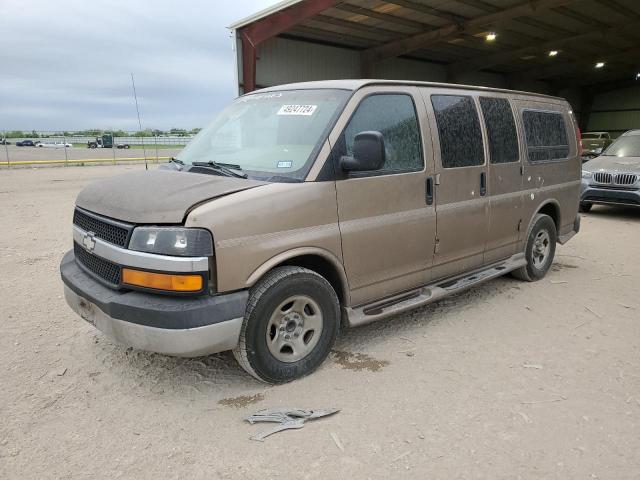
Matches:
[[480, 172, 487, 197], [426, 176, 434, 205]]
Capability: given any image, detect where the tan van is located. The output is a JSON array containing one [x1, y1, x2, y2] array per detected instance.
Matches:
[[61, 80, 581, 383]]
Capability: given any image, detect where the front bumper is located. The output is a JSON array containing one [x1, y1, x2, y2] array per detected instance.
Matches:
[[580, 180, 640, 207], [60, 250, 248, 357]]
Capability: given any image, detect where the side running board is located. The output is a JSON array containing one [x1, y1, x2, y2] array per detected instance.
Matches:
[[345, 253, 527, 328]]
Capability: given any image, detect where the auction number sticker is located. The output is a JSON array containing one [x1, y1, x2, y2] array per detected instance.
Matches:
[[277, 104, 317, 116]]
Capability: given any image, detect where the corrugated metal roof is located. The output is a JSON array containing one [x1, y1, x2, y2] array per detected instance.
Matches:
[[232, 0, 640, 88], [229, 0, 305, 29]]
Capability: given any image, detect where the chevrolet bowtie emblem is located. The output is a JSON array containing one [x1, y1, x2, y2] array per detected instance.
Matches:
[[82, 232, 96, 252]]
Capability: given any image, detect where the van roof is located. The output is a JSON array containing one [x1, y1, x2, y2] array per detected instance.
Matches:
[[256, 79, 566, 102]]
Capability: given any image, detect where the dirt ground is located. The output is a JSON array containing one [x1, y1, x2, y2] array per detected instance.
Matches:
[[1, 164, 639, 479]]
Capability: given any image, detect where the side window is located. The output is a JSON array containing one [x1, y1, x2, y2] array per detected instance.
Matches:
[[431, 95, 484, 168], [479, 97, 519, 164], [343, 94, 423, 173], [522, 110, 569, 162]]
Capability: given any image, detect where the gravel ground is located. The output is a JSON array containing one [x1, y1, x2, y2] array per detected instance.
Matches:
[[1, 164, 639, 479]]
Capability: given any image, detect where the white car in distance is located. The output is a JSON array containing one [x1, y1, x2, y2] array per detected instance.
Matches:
[[37, 142, 73, 148]]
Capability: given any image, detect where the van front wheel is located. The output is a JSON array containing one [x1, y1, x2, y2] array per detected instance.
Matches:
[[512, 213, 557, 282], [233, 267, 340, 384]]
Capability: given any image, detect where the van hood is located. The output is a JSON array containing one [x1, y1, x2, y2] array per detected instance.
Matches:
[[76, 169, 266, 224], [584, 156, 640, 174]]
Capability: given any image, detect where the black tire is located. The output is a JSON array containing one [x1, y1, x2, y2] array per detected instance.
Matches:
[[512, 213, 557, 282], [579, 202, 592, 213], [233, 266, 340, 384]]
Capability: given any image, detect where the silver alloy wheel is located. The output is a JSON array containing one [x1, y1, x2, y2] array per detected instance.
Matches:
[[266, 295, 324, 363], [532, 229, 551, 269]]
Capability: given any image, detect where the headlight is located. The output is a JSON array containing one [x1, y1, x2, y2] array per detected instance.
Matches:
[[582, 170, 592, 179], [129, 227, 213, 257]]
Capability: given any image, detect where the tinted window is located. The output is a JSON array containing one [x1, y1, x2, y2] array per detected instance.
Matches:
[[432, 95, 484, 168], [522, 110, 569, 162], [343, 94, 423, 173], [480, 97, 519, 164]]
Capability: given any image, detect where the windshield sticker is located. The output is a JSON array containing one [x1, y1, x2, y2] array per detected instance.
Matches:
[[277, 161, 293, 168], [277, 105, 317, 116]]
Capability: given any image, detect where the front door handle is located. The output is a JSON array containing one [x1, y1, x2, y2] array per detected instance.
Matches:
[[480, 172, 487, 197], [426, 176, 434, 205]]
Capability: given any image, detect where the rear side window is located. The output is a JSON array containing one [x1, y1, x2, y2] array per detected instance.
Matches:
[[479, 97, 519, 164], [343, 94, 423, 173], [431, 95, 484, 168], [522, 110, 569, 162]]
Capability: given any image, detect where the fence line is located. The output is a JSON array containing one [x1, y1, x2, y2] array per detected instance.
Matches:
[[1, 130, 187, 167], [4, 156, 172, 167]]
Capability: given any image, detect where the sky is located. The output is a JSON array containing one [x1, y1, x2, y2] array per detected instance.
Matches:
[[0, 0, 281, 131]]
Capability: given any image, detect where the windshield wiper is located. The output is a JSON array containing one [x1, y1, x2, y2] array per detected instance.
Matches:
[[191, 161, 248, 179]]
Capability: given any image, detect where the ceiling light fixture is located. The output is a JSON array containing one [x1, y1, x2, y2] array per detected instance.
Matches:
[[486, 32, 497, 41], [595, 62, 605, 69], [549, 50, 559, 57]]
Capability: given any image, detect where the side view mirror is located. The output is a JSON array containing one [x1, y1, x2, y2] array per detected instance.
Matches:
[[340, 131, 386, 172]]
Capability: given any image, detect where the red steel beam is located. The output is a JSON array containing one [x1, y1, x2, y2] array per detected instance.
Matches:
[[238, 0, 343, 92], [241, 32, 258, 93]]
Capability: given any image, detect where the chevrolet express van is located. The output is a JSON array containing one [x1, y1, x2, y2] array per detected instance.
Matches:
[[61, 80, 581, 383]]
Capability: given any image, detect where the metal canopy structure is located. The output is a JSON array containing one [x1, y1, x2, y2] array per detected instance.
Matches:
[[230, 0, 640, 98]]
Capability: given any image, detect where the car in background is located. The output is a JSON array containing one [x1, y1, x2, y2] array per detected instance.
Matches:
[[581, 131, 612, 160], [0, 138, 11, 145], [15, 140, 39, 147], [581, 129, 640, 211], [88, 134, 130, 149], [37, 142, 73, 148]]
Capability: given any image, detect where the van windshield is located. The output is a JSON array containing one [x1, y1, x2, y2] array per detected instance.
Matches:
[[602, 135, 640, 157], [176, 89, 350, 181]]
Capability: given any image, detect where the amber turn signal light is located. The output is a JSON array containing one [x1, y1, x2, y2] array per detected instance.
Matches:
[[122, 268, 203, 292]]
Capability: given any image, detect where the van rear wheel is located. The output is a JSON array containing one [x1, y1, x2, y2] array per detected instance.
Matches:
[[232, 267, 340, 384], [512, 213, 557, 282]]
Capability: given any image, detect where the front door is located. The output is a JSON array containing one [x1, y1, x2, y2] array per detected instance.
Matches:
[[332, 86, 436, 306], [421, 89, 489, 280]]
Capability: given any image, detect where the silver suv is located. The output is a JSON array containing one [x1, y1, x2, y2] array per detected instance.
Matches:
[[581, 130, 640, 212]]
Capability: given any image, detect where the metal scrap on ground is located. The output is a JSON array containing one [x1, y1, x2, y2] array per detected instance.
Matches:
[[245, 408, 340, 442]]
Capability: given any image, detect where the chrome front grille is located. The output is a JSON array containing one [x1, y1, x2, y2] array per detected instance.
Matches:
[[592, 172, 638, 187], [73, 208, 133, 247], [616, 173, 638, 186], [593, 172, 612, 184]]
